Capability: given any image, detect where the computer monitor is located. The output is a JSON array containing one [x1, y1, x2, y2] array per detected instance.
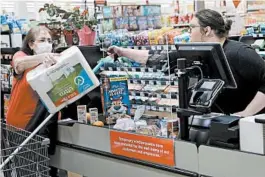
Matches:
[[175, 42, 237, 89]]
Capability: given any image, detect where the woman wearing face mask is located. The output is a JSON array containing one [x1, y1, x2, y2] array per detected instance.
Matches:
[[6, 26, 60, 177], [108, 9, 265, 117], [6, 26, 59, 128]]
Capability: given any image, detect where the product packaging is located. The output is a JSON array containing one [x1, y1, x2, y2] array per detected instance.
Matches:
[[112, 6, 122, 18], [129, 16, 138, 31], [137, 16, 147, 31], [101, 76, 131, 124], [122, 5, 141, 16], [89, 107, 99, 124], [4, 94, 10, 118], [27, 46, 100, 114], [77, 105, 87, 124], [103, 6, 113, 18]]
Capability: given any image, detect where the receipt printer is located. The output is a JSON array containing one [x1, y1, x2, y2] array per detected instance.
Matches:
[[240, 114, 265, 154], [208, 115, 240, 149]]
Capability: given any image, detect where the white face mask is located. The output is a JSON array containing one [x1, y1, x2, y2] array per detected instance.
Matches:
[[33, 42, 53, 54]]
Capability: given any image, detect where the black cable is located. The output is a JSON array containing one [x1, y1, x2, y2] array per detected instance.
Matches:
[[188, 115, 195, 132], [214, 103, 225, 115]]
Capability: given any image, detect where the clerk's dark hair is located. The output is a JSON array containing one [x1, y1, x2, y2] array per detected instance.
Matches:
[[21, 26, 52, 55], [195, 9, 232, 38]]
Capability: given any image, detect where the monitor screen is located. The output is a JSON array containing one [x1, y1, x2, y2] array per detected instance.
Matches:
[[175, 43, 237, 89]]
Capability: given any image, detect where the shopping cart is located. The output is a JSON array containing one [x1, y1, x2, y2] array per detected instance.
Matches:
[[0, 121, 51, 177]]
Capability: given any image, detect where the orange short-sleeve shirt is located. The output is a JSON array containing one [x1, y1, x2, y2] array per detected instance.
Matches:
[[6, 51, 39, 129]]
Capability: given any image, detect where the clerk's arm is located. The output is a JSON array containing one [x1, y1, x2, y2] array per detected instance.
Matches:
[[107, 46, 149, 65], [234, 47, 265, 117]]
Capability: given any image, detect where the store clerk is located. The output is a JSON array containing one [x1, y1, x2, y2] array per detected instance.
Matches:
[[108, 9, 265, 117]]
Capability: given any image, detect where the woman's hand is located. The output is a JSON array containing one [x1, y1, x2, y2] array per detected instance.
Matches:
[[39, 53, 60, 67]]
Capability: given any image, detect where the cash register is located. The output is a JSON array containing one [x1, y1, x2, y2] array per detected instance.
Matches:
[[175, 43, 240, 149]]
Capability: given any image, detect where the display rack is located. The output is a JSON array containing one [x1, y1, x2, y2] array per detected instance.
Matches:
[[100, 45, 179, 120], [0, 47, 19, 119]]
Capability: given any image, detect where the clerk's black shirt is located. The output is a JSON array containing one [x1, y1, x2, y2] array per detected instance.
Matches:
[[147, 40, 265, 114], [213, 40, 265, 114]]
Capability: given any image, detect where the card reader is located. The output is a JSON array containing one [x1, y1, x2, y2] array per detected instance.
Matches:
[[189, 79, 224, 109]]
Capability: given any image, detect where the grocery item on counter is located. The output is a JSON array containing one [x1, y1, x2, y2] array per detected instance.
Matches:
[[113, 118, 135, 131], [93, 121, 104, 127], [136, 125, 160, 136], [77, 105, 87, 124]]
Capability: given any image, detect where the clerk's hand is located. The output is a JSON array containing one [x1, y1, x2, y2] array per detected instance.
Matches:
[[39, 53, 60, 67], [107, 46, 123, 57], [233, 110, 252, 117]]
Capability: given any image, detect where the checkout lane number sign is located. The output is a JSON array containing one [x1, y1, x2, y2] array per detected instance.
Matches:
[[110, 131, 175, 166]]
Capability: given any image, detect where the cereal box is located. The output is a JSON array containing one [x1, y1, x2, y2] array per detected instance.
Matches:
[[101, 76, 131, 124]]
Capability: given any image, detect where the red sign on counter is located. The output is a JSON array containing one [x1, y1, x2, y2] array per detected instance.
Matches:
[[110, 131, 175, 166]]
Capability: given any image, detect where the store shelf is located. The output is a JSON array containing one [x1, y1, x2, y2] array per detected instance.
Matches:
[[131, 104, 178, 113], [100, 66, 164, 72], [131, 109, 177, 118], [128, 79, 178, 86], [123, 45, 177, 51], [129, 90, 178, 99]]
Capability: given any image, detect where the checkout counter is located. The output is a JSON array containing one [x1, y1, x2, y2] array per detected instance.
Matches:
[[50, 117, 265, 177], [50, 115, 265, 177], [50, 44, 265, 177]]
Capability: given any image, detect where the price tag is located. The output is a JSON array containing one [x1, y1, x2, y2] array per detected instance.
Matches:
[[151, 46, 156, 50], [133, 80, 138, 84], [259, 34, 264, 37], [132, 105, 137, 109], [151, 106, 157, 111], [117, 67, 121, 71], [166, 81, 170, 85], [149, 80, 154, 85], [157, 94, 161, 99], [142, 46, 146, 50], [141, 80, 146, 84], [159, 107, 164, 112], [157, 81, 161, 85], [141, 68, 145, 72], [163, 45, 168, 50], [131, 92, 136, 96], [167, 94, 171, 99], [146, 106, 151, 110], [166, 107, 171, 112], [253, 34, 257, 38], [157, 45, 162, 50], [171, 45, 176, 50], [132, 68, 136, 72], [149, 68, 154, 72], [108, 67, 113, 71], [174, 81, 178, 85], [140, 92, 145, 97]]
